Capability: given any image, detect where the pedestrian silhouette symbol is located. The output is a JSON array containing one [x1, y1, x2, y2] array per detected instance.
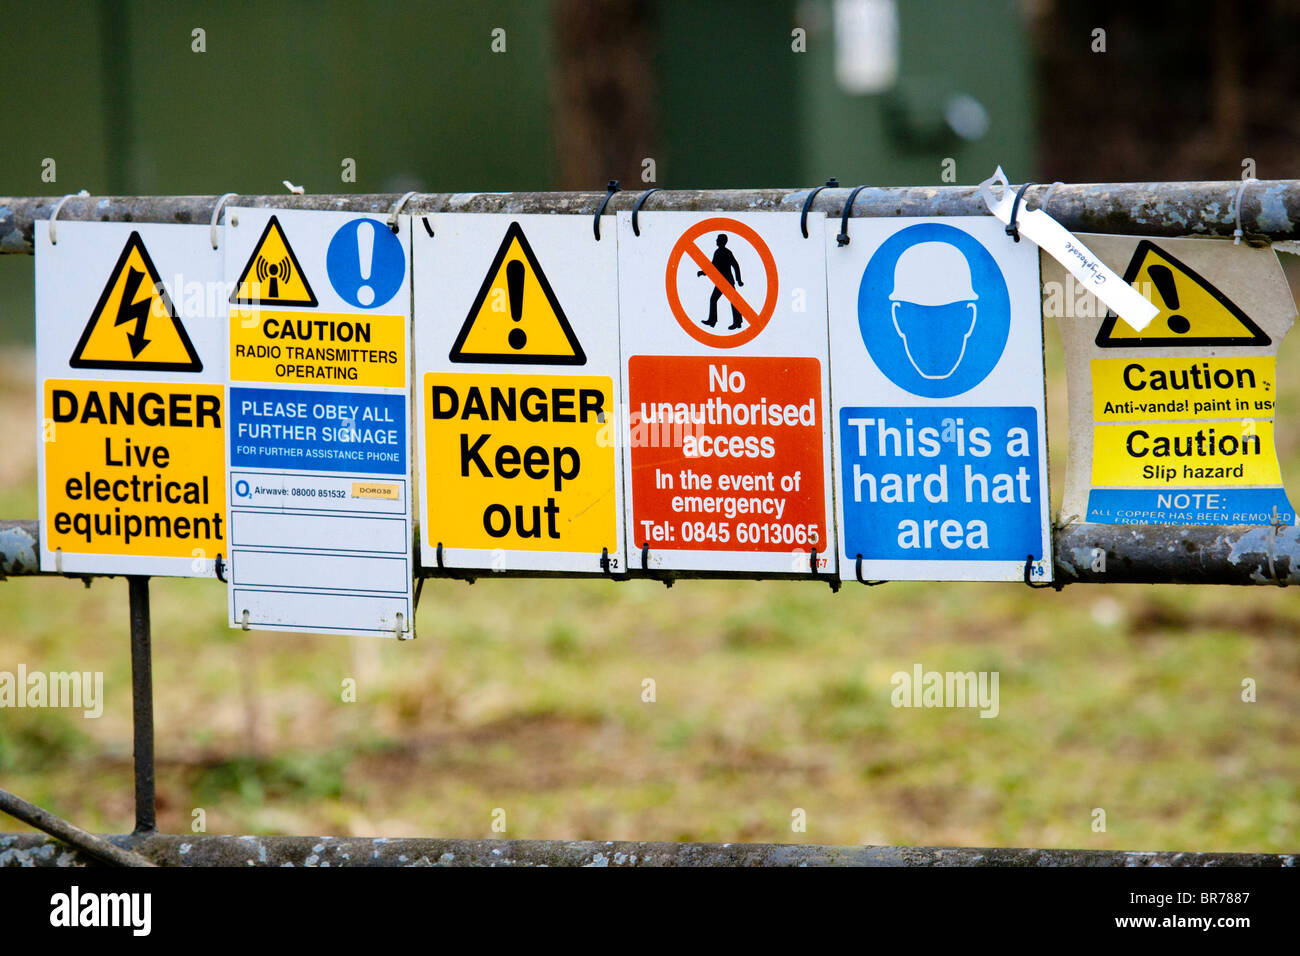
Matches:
[[699, 234, 745, 330]]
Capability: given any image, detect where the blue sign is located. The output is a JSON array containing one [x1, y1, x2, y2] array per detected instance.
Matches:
[[230, 386, 406, 475], [858, 223, 1010, 398], [1086, 488, 1294, 525], [839, 406, 1042, 561], [326, 218, 405, 309]]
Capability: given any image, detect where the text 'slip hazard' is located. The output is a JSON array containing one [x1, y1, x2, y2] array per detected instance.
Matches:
[[666, 216, 779, 349]]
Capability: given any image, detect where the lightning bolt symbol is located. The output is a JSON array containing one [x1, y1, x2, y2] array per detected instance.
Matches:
[[113, 268, 153, 357]]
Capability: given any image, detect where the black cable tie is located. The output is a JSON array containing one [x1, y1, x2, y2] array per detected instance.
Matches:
[[214, 553, 226, 583], [640, 542, 650, 571], [800, 178, 839, 238], [1024, 553, 1059, 589], [1006, 181, 1037, 242], [631, 187, 661, 237], [436, 542, 445, 569], [594, 180, 621, 240], [855, 554, 885, 586], [600, 547, 613, 576], [836, 184, 870, 246]]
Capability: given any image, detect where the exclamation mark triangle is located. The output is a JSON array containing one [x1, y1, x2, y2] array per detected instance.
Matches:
[[1096, 240, 1269, 347], [449, 221, 585, 365]]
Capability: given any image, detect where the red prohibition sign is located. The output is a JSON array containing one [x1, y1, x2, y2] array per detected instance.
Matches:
[[665, 217, 779, 348]]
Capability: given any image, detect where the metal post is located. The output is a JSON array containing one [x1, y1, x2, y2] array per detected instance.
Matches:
[[127, 575, 156, 834]]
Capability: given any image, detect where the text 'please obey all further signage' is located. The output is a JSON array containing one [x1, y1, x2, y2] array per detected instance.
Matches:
[[1051, 236, 1296, 526], [225, 209, 414, 637], [617, 211, 834, 575], [826, 217, 1051, 582], [36, 221, 225, 577], [415, 215, 623, 573]]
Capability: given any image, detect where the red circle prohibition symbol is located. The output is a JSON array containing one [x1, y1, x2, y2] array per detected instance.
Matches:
[[665, 216, 779, 348]]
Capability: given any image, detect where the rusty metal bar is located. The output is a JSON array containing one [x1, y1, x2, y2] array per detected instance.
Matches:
[[3, 518, 1299, 585], [127, 575, 156, 834], [4, 180, 1300, 256], [0, 790, 155, 867], [1054, 522, 1300, 585], [0, 832, 1291, 867]]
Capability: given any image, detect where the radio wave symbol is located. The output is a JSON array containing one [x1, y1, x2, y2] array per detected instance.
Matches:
[[254, 255, 292, 299]]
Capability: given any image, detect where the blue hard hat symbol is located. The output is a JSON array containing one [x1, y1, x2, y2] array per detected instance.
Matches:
[[858, 223, 1010, 398]]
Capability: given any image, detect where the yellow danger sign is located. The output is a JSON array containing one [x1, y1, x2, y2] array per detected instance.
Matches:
[[423, 372, 615, 551], [1096, 240, 1270, 347], [449, 222, 586, 365], [43, 379, 225, 558], [69, 232, 202, 372], [230, 215, 318, 307]]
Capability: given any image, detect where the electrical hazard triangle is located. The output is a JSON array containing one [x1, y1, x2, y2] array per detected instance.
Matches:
[[1097, 240, 1270, 348], [229, 215, 318, 307], [69, 231, 202, 372], [449, 221, 585, 364]]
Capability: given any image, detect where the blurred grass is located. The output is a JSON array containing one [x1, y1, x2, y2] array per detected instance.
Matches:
[[1, 261, 1299, 851]]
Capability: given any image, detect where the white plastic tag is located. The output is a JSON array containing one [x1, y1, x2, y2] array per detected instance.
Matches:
[[979, 167, 1158, 332]]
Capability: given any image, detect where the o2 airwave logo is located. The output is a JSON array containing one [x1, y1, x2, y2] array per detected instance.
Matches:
[[858, 223, 1010, 398]]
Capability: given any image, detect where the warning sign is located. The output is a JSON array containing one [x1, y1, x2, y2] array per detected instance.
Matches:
[[450, 221, 585, 364], [618, 210, 834, 574], [826, 216, 1051, 582], [36, 221, 226, 577], [1051, 235, 1296, 527], [70, 232, 202, 372], [1097, 240, 1270, 347], [414, 213, 623, 573], [230, 215, 318, 307], [223, 208, 415, 637]]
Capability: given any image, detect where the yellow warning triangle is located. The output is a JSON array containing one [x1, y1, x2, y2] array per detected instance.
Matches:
[[69, 232, 202, 372], [449, 221, 585, 365], [229, 215, 318, 307], [1097, 240, 1269, 347]]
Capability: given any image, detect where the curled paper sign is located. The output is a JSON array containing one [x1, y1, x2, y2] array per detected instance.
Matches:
[[979, 167, 1159, 332]]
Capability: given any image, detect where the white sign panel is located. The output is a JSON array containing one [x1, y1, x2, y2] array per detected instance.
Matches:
[[35, 221, 225, 577], [414, 214, 624, 573], [223, 208, 414, 637], [826, 216, 1051, 582], [617, 211, 835, 576]]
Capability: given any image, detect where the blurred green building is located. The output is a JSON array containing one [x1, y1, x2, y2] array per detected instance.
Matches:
[[0, 0, 1032, 339]]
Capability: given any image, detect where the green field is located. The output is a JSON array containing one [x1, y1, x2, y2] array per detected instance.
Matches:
[[2, 262, 1298, 850]]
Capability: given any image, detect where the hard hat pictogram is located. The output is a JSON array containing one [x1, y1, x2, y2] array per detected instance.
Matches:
[[889, 241, 979, 305], [69, 231, 203, 372]]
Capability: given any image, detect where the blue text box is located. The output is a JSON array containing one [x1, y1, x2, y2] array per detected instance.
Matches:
[[840, 406, 1044, 561], [230, 386, 406, 475]]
